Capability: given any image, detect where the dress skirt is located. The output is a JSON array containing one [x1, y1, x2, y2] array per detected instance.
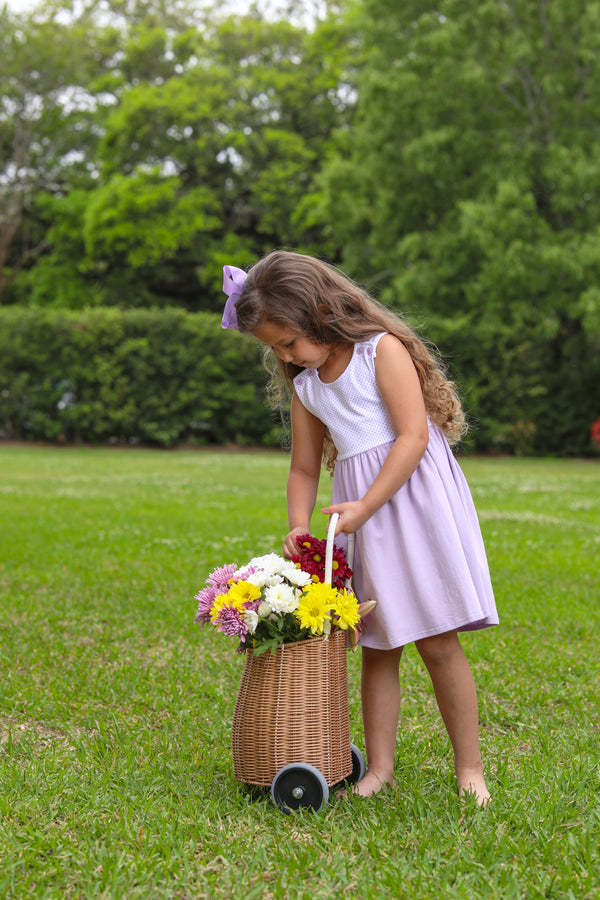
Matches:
[[332, 424, 498, 650]]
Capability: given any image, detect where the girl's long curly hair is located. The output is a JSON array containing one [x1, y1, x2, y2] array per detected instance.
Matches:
[[235, 250, 467, 471]]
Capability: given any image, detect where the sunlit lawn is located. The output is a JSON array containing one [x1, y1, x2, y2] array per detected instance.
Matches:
[[0, 445, 599, 899]]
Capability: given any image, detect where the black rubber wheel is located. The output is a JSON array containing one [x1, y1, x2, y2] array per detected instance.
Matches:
[[346, 743, 367, 785], [271, 763, 329, 814]]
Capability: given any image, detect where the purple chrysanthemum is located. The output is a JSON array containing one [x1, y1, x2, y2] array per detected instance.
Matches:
[[194, 584, 218, 624], [235, 564, 259, 582], [195, 563, 238, 626], [208, 563, 238, 590], [214, 605, 248, 639]]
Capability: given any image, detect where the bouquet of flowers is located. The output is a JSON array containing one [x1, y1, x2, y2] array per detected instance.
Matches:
[[194, 544, 362, 656]]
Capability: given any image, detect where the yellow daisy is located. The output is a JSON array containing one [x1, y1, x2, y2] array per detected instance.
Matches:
[[332, 588, 361, 630], [296, 582, 336, 635], [227, 580, 261, 608], [209, 580, 260, 622]]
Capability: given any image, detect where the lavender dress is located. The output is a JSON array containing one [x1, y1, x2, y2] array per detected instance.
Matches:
[[293, 333, 498, 650]]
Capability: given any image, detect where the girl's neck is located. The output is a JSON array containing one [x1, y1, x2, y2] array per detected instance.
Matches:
[[318, 342, 354, 384]]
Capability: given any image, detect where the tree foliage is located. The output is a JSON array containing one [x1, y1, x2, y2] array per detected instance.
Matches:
[[1, 0, 354, 309], [321, 0, 600, 454], [0, 0, 119, 298]]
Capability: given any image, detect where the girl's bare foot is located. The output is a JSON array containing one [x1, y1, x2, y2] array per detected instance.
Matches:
[[456, 766, 490, 807], [336, 770, 392, 800], [352, 770, 392, 798]]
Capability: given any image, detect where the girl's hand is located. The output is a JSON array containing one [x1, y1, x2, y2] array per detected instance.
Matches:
[[321, 501, 370, 536], [283, 526, 309, 559]]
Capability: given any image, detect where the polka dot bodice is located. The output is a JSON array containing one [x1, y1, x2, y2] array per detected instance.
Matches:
[[293, 333, 397, 460]]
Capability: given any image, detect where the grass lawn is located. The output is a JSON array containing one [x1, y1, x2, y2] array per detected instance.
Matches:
[[0, 445, 599, 899]]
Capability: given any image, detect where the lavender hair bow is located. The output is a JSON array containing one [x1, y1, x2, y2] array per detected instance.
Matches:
[[221, 265, 248, 331]]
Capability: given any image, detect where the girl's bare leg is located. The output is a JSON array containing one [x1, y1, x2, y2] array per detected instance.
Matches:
[[415, 630, 490, 806], [356, 645, 404, 796]]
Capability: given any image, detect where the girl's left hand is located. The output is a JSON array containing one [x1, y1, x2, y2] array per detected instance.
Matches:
[[321, 500, 370, 536], [283, 526, 309, 560]]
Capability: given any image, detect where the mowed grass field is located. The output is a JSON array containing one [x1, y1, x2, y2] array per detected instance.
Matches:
[[0, 445, 599, 899]]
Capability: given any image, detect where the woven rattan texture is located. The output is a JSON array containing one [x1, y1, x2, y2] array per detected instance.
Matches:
[[232, 629, 352, 786]]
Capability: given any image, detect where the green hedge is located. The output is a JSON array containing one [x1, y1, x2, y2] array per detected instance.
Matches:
[[1, 306, 598, 455], [0, 307, 280, 447], [423, 313, 600, 458]]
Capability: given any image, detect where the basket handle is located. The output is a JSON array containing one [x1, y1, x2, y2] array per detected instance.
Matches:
[[325, 513, 355, 586]]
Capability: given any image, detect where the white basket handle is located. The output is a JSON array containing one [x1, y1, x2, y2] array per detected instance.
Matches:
[[325, 513, 355, 586]]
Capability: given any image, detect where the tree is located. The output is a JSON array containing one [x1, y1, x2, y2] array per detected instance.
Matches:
[[322, 0, 600, 454], [0, 1, 125, 303], [80, 11, 355, 309], [2, 0, 355, 309]]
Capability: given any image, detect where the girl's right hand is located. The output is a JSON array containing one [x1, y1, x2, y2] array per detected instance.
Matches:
[[321, 500, 371, 536], [283, 526, 309, 559]]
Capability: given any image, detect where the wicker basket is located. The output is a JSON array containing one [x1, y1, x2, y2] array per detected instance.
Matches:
[[232, 624, 353, 788]]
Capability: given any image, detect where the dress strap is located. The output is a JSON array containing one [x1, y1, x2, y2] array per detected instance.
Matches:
[[371, 332, 388, 357]]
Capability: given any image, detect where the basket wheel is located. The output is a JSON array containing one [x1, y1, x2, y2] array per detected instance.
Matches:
[[347, 744, 367, 785], [271, 763, 329, 814]]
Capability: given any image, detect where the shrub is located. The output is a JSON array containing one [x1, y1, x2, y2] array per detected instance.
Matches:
[[0, 307, 280, 447]]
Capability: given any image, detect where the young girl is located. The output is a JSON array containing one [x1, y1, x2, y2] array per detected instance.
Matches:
[[221, 251, 498, 805]]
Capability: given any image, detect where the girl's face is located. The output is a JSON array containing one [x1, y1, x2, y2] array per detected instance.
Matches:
[[253, 321, 330, 370]]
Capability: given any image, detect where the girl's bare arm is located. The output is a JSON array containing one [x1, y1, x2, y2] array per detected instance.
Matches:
[[284, 391, 326, 558]]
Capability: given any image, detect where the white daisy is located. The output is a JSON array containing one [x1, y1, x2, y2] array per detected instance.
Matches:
[[263, 583, 299, 614], [282, 567, 312, 587], [247, 553, 289, 576], [242, 609, 259, 633]]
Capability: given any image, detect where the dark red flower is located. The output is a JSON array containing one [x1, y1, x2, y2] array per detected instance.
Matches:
[[291, 533, 353, 589], [591, 416, 600, 447]]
